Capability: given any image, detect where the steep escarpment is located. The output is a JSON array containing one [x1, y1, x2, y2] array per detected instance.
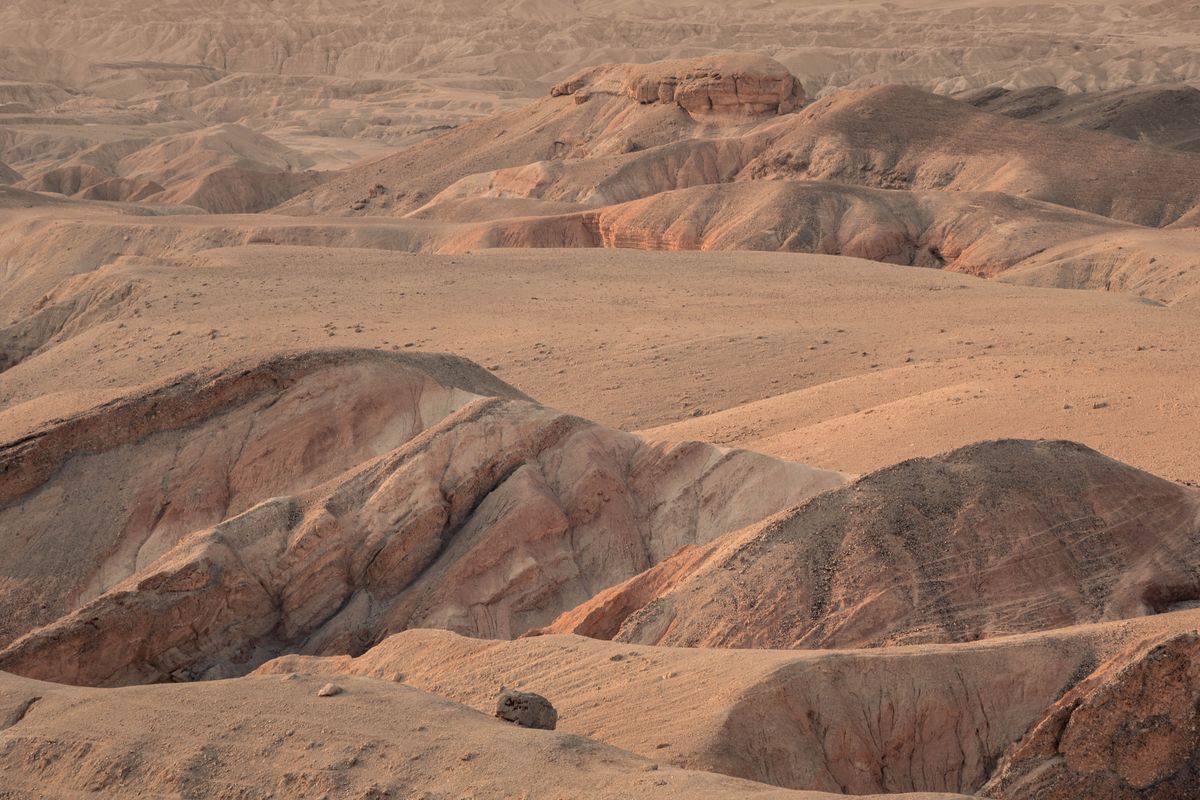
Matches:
[[549, 55, 803, 117]]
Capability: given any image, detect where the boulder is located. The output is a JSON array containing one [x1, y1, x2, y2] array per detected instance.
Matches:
[[495, 689, 557, 730]]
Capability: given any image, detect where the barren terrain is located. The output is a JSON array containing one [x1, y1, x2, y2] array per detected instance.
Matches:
[[2, 1, 1199, 799]]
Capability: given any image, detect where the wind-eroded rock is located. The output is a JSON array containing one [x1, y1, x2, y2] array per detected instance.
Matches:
[[983, 631, 1200, 799], [0, 348, 521, 650], [551, 55, 803, 117], [538, 440, 1200, 649], [0, 350, 843, 685]]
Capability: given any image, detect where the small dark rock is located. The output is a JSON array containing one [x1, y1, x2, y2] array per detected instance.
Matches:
[[495, 689, 557, 730]]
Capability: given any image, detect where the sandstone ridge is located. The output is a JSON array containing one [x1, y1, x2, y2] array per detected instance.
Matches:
[[551, 55, 803, 117]]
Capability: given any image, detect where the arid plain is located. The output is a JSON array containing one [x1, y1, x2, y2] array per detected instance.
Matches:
[[2, 1, 1200, 798]]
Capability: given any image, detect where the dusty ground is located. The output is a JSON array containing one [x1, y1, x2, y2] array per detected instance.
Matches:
[[4, 242, 1196, 481], [2, 2, 1199, 799]]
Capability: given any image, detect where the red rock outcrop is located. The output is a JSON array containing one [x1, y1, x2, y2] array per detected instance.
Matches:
[[551, 55, 803, 117], [983, 631, 1200, 799]]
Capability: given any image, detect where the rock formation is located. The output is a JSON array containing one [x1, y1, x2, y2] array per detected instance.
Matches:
[[983, 631, 1200, 799], [0, 349, 844, 685], [2, 6, 1200, 796], [551, 55, 803, 117]]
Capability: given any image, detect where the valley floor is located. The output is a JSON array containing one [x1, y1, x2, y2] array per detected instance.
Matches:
[[3, 238, 1197, 481]]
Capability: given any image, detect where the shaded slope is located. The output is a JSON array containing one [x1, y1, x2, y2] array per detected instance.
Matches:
[[963, 83, 1200, 153]]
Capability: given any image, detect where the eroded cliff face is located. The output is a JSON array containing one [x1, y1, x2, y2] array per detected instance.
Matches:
[[550, 55, 803, 118], [0, 349, 843, 686], [983, 631, 1200, 800]]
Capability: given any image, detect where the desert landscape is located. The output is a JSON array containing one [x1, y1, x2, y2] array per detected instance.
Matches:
[[2, 1, 1200, 798]]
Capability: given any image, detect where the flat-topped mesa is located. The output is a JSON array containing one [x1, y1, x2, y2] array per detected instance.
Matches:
[[551, 54, 803, 118]]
